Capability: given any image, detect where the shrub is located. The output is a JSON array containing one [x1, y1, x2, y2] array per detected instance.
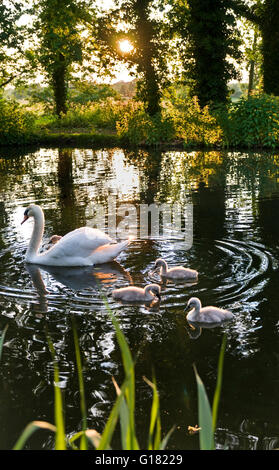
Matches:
[[166, 95, 223, 147], [0, 99, 35, 145], [116, 103, 176, 146], [44, 99, 136, 131], [215, 94, 279, 149]]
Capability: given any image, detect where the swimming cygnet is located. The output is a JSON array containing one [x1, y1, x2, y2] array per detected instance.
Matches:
[[154, 258, 198, 281], [185, 297, 234, 324], [112, 283, 161, 303], [41, 235, 62, 252], [49, 235, 62, 245]]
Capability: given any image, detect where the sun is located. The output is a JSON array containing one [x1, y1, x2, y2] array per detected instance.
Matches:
[[118, 39, 134, 54]]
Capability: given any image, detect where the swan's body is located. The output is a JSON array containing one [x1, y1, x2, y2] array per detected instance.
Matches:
[[112, 284, 161, 302], [22, 204, 129, 267], [185, 297, 234, 324], [154, 258, 198, 280]]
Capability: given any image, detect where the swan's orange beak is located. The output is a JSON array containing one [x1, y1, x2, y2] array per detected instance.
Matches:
[[21, 215, 29, 225]]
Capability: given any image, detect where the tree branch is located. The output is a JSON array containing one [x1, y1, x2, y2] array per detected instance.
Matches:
[[228, 0, 261, 26], [0, 75, 17, 88]]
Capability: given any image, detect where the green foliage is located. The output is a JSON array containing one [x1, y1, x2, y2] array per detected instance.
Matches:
[[116, 105, 176, 146], [168, 95, 223, 147], [13, 305, 174, 450], [215, 94, 279, 148], [0, 1, 27, 88], [116, 90, 222, 147], [45, 98, 129, 130], [34, 0, 94, 115], [170, 0, 242, 107], [103, 0, 170, 116], [194, 335, 226, 451], [0, 98, 35, 145], [69, 82, 120, 104]]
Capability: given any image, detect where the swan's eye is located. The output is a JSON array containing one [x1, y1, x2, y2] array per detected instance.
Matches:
[[24, 209, 29, 216]]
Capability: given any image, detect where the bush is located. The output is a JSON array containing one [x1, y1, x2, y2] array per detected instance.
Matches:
[[168, 96, 223, 147], [116, 103, 176, 146], [44, 99, 134, 131], [215, 94, 279, 149], [0, 99, 35, 145]]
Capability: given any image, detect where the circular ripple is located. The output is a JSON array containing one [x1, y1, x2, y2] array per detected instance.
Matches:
[[0, 237, 276, 322]]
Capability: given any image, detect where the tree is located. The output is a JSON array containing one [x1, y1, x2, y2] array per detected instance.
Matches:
[[34, 0, 93, 116], [169, 0, 242, 108], [259, 0, 279, 96], [0, 1, 30, 88], [100, 0, 170, 116], [230, 0, 279, 96]]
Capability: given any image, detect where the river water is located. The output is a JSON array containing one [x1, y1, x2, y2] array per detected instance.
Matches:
[[1, 146, 279, 450]]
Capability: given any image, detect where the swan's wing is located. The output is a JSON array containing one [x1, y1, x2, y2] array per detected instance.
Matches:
[[46, 227, 113, 258]]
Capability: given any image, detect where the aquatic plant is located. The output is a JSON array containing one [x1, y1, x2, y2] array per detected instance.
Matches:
[[11, 304, 226, 450], [194, 335, 226, 450]]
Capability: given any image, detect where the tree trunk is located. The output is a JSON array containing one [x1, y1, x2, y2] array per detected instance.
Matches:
[[248, 31, 258, 96], [134, 0, 161, 116], [52, 55, 68, 117], [187, 0, 232, 108], [261, 0, 279, 95]]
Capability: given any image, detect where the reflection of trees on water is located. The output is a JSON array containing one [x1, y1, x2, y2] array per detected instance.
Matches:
[[56, 148, 79, 234]]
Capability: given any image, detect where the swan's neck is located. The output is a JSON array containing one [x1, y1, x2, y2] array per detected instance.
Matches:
[[160, 261, 168, 274], [188, 303, 201, 321], [144, 286, 154, 299], [26, 210, 45, 261]]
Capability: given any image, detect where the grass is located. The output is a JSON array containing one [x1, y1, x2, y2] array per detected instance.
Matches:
[[0, 300, 227, 450]]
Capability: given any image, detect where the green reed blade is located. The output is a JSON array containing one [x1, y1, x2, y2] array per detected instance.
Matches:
[[97, 379, 129, 450], [100, 292, 139, 450], [13, 421, 56, 450], [112, 376, 131, 450], [143, 375, 161, 450], [47, 335, 66, 450], [193, 364, 214, 450], [69, 430, 101, 450], [212, 335, 227, 434], [0, 325, 8, 362], [159, 426, 176, 450], [72, 317, 88, 450]]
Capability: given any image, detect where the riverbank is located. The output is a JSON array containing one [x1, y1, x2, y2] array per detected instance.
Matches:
[[1, 93, 279, 151], [1, 129, 278, 153]]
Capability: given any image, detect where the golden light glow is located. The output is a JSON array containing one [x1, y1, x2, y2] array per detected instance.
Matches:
[[118, 39, 134, 54]]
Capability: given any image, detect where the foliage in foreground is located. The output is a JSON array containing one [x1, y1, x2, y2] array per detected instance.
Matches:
[[0, 299, 227, 451]]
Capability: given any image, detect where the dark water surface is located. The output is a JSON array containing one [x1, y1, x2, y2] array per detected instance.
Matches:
[[1, 147, 279, 450]]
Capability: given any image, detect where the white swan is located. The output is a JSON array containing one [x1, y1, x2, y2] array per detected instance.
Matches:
[[185, 297, 234, 324], [21, 204, 129, 267], [112, 284, 161, 303], [154, 258, 198, 281]]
